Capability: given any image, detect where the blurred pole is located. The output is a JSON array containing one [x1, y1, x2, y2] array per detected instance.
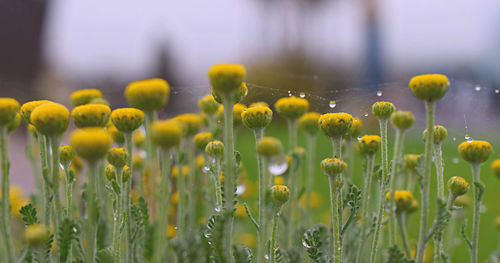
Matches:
[[362, 0, 384, 88]]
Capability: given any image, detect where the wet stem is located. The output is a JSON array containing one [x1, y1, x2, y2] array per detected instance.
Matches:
[[0, 126, 15, 263], [63, 163, 73, 262], [270, 206, 282, 263], [416, 101, 435, 263], [211, 157, 223, 212], [222, 94, 235, 263], [40, 136, 52, 229], [389, 128, 405, 246], [354, 154, 375, 263], [433, 142, 445, 263], [286, 119, 297, 249], [328, 175, 341, 263], [154, 148, 172, 263], [331, 135, 343, 261]]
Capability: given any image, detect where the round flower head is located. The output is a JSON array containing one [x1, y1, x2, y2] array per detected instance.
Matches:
[[105, 164, 116, 181], [208, 63, 246, 94], [233, 103, 247, 127], [458, 140, 493, 164], [274, 96, 309, 120], [0, 98, 20, 126], [212, 82, 248, 104], [250, 101, 269, 108], [125, 78, 170, 112], [89, 97, 110, 106], [349, 117, 363, 138], [133, 130, 146, 149], [320, 158, 347, 177], [372, 101, 395, 120], [385, 190, 415, 213], [256, 137, 283, 158], [271, 185, 290, 206], [70, 156, 83, 175], [391, 110, 415, 130], [172, 165, 189, 179], [106, 121, 125, 145], [7, 113, 21, 133], [298, 112, 320, 135], [72, 104, 111, 128], [174, 113, 204, 137], [194, 132, 214, 151], [123, 165, 131, 182], [448, 176, 469, 197], [409, 74, 449, 102], [132, 155, 145, 171], [422, 125, 448, 144], [492, 159, 500, 179], [357, 135, 381, 156], [196, 154, 205, 170], [318, 112, 353, 138], [205, 140, 224, 158], [150, 120, 182, 149], [111, 108, 144, 133], [30, 103, 70, 136], [70, 89, 103, 106], [59, 145, 74, 167], [198, 94, 220, 115], [70, 128, 112, 162], [241, 105, 273, 129], [403, 154, 421, 171], [20, 100, 52, 123], [107, 148, 129, 168], [24, 224, 49, 247]]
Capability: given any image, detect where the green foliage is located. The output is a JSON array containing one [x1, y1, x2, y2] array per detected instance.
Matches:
[[131, 197, 149, 262], [96, 248, 113, 263], [342, 184, 362, 235], [233, 245, 252, 263], [386, 245, 414, 263], [302, 226, 328, 263], [19, 203, 39, 226], [57, 218, 78, 262]]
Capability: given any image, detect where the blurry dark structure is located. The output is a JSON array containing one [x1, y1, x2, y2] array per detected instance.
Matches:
[[362, 0, 384, 88]]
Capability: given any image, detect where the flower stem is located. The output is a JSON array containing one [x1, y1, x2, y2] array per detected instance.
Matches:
[[0, 126, 15, 263], [176, 151, 186, 237], [270, 207, 281, 263], [434, 143, 445, 200], [39, 136, 52, 227], [211, 157, 223, 212], [50, 136, 63, 258], [63, 164, 73, 262], [254, 128, 267, 263], [328, 175, 341, 263], [186, 138, 196, 231], [369, 177, 385, 263], [112, 166, 123, 263], [397, 213, 411, 257], [305, 133, 316, 227], [331, 135, 343, 260], [124, 132, 133, 262], [416, 101, 435, 263], [355, 154, 375, 263], [286, 119, 298, 248], [154, 149, 172, 263], [407, 170, 415, 193], [471, 163, 482, 263], [222, 95, 235, 263], [85, 161, 99, 263], [389, 128, 404, 246]]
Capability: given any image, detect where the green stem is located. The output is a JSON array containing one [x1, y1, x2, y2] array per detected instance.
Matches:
[[397, 213, 411, 257], [354, 154, 375, 263], [63, 164, 73, 262], [389, 129, 404, 246], [211, 157, 223, 212], [407, 170, 415, 193], [85, 161, 99, 263], [305, 134, 316, 227], [154, 148, 172, 263], [0, 126, 15, 263], [222, 95, 235, 263], [286, 119, 298, 248], [39, 136, 51, 227], [471, 163, 481, 263], [434, 143, 445, 200], [26, 132, 42, 195], [254, 128, 267, 263], [50, 136, 63, 258], [328, 175, 341, 263], [112, 166, 123, 263], [124, 132, 133, 262], [176, 150, 186, 237], [370, 177, 385, 263], [416, 102, 435, 263], [331, 135, 343, 260], [186, 138, 196, 231], [270, 207, 281, 263]]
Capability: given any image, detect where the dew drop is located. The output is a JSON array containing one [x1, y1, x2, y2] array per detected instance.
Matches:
[[214, 207, 221, 212], [202, 166, 210, 173], [299, 92, 306, 98], [452, 158, 459, 164], [269, 155, 288, 176], [376, 90, 382, 97], [236, 184, 246, 195], [264, 255, 270, 260], [364, 113, 369, 117], [452, 137, 456, 141], [357, 136, 362, 141], [474, 85, 481, 92], [302, 240, 312, 249], [73, 227, 78, 233], [329, 100, 336, 109], [495, 89, 500, 94], [465, 135, 473, 142]]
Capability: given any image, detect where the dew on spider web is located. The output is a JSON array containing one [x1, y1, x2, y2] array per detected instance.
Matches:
[[329, 100, 336, 109], [495, 89, 500, 94], [474, 85, 481, 92], [299, 92, 306, 98], [376, 90, 382, 97], [269, 155, 288, 176]]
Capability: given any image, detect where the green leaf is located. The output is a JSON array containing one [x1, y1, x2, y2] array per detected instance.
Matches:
[[386, 245, 414, 263], [233, 245, 252, 263], [58, 218, 78, 263], [19, 203, 38, 226], [302, 226, 328, 263]]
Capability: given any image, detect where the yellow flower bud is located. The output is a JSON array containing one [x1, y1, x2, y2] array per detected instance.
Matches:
[[7, 113, 21, 133], [0, 98, 20, 126], [298, 112, 320, 134], [492, 159, 500, 179], [107, 148, 129, 168], [271, 185, 290, 205], [24, 224, 49, 247], [403, 154, 421, 171], [70, 89, 103, 106], [88, 97, 110, 106], [318, 112, 353, 138], [357, 135, 381, 156], [151, 120, 182, 149], [249, 101, 269, 108], [133, 130, 146, 149], [166, 225, 177, 239], [458, 140, 493, 164], [408, 74, 449, 102], [349, 117, 363, 138], [274, 96, 309, 120], [320, 158, 347, 177], [72, 104, 111, 128], [205, 140, 224, 158], [241, 106, 273, 129], [125, 78, 170, 112], [123, 165, 131, 182], [233, 103, 247, 127], [31, 103, 70, 136], [422, 125, 448, 144], [196, 154, 205, 170], [372, 101, 395, 120], [111, 108, 145, 133], [107, 121, 125, 145], [105, 164, 116, 181], [70, 128, 112, 162], [194, 132, 214, 151], [256, 137, 283, 157], [391, 110, 414, 130], [198, 94, 220, 115], [132, 155, 145, 171], [71, 156, 83, 175], [59, 145, 74, 167], [212, 82, 248, 104], [386, 190, 415, 213], [172, 165, 189, 179], [20, 100, 52, 123], [174, 113, 204, 137], [208, 63, 246, 94], [448, 176, 469, 197]]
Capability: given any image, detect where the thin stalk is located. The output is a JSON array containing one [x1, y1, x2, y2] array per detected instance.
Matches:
[[50, 136, 63, 258], [305, 133, 316, 227], [39, 136, 51, 227], [211, 157, 223, 212], [434, 143, 445, 199], [0, 126, 15, 263], [331, 135, 343, 260], [26, 132, 42, 195], [254, 128, 267, 263], [354, 154, 375, 263], [176, 150, 186, 237], [416, 102, 435, 263], [286, 119, 298, 248], [369, 177, 385, 263], [124, 132, 133, 262], [270, 207, 281, 263], [389, 129, 404, 246], [376, 118, 393, 246], [112, 166, 123, 263], [154, 149, 172, 263], [471, 163, 481, 263], [186, 138, 196, 231], [85, 161, 99, 263], [328, 175, 341, 263], [222, 95, 235, 263], [407, 170, 415, 193], [397, 213, 411, 257], [63, 164, 73, 262]]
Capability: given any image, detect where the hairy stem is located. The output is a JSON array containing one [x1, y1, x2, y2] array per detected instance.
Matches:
[[112, 166, 123, 263], [50, 136, 62, 258], [397, 213, 411, 257], [85, 161, 99, 263], [154, 149, 172, 262], [305, 133, 316, 227], [370, 177, 385, 263], [355, 154, 375, 263], [270, 208, 281, 263], [331, 135, 343, 261], [434, 143, 445, 200], [471, 163, 481, 263], [328, 175, 341, 263], [124, 132, 133, 262], [0, 126, 15, 263], [254, 128, 267, 263], [176, 149, 186, 237], [222, 95, 235, 263], [186, 138, 196, 231], [286, 119, 298, 248]]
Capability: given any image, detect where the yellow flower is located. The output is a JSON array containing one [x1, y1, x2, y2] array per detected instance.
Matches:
[[492, 159, 500, 179], [107, 148, 129, 168], [271, 185, 290, 205], [172, 165, 189, 179], [89, 97, 110, 106], [448, 176, 469, 197], [7, 113, 21, 133], [236, 233, 257, 249], [31, 103, 70, 136], [275, 176, 285, 185], [20, 100, 52, 123], [458, 140, 493, 164], [133, 130, 146, 149], [422, 125, 448, 144], [166, 225, 177, 239], [198, 94, 220, 115], [299, 192, 323, 209], [212, 82, 248, 104], [274, 96, 309, 120], [385, 190, 415, 213], [70, 128, 112, 162], [72, 104, 111, 128], [150, 120, 182, 149], [409, 74, 449, 102], [495, 216, 500, 232], [298, 112, 320, 134], [256, 137, 283, 157], [70, 89, 103, 106], [7, 185, 28, 216], [24, 224, 49, 247], [208, 63, 246, 94], [106, 121, 125, 145], [194, 132, 214, 151], [216, 104, 247, 127], [111, 108, 145, 133], [105, 164, 116, 181], [390, 110, 414, 131], [349, 117, 363, 138], [320, 158, 347, 177], [125, 78, 170, 112], [318, 112, 353, 138], [235, 203, 247, 218], [371, 101, 395, 120], [205, 140, 224, 158], [195, 154, 205, 170], [241, 105, 273, 129], [174, 113, 204, 137], [59, 145, 74, 167], [403, 154, 421, 171], [357, 135, 381, 156], [0, 98, 20, 126]]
